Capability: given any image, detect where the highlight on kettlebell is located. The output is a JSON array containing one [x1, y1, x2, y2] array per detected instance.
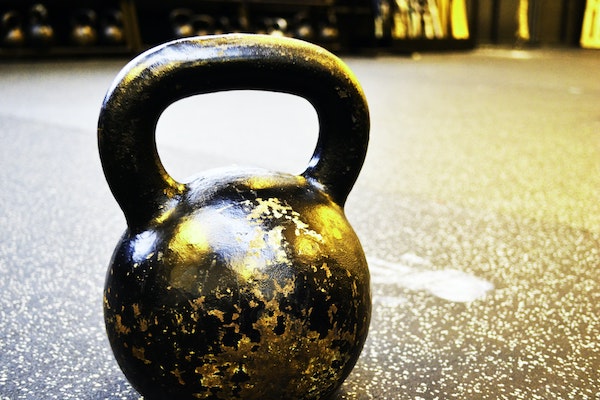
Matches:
[[98, 34, 371, 400]]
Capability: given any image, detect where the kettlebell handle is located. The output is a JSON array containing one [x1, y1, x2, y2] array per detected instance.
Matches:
[[98, 34, 369, 228]]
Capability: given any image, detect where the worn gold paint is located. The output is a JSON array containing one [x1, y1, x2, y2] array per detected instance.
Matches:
[[114, 314, 130, 335], [207, 309, 226, 322], [170, 368, 186, 385], [138, 318, 149, 332], [132, 346, 151, 365]]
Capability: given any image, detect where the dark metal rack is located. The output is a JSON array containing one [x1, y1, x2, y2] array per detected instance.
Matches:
[[0, 0, 475, 58], [0, 0, 375, 58], [130, 0, 375, 53]]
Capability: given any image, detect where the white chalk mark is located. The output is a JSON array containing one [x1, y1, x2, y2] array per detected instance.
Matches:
[[369, 255, 494, 303]]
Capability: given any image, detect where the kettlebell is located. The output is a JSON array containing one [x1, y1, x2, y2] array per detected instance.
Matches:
[[319, 13, 340, 42], [293, 12, 315, 41], [255, 17, 288, 37], [70, 9, 97, 46], [101, 9, 125, 45], [192, 14, 215, 37], [28, 3, 54, 46], [267, 17, 289, 37], [98, 34, 371, 400], [2, 10, 25, 47], [169, 8, 194, 38]]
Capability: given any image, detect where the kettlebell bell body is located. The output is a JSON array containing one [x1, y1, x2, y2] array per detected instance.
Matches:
[[98, 34, 370, 400]]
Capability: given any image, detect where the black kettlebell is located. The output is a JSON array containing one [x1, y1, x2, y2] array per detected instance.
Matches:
[[169, 8, 194, 38], [98, 34, 371, 400], [319, 13, 339, 42], [28, 3, 54, 46], [70, 9, 97, 46], [192, 14, 215, 36], [293, 12, 315, 41], [2, 10, 25, 47], [267, 17, 289, 37], [101, 9, 125, 45]]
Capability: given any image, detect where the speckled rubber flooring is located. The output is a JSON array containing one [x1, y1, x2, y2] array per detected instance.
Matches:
[[1, 46, 599, 399]]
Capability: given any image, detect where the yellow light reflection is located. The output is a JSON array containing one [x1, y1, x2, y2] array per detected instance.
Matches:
[[174, 218, 211, 254], [167, 218, 212, 292]]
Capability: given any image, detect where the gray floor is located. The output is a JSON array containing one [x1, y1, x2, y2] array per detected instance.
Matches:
[[1, 46, 599, 399]]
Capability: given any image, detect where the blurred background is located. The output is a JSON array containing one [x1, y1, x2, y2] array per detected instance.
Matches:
[[1, 0, 599, 59]]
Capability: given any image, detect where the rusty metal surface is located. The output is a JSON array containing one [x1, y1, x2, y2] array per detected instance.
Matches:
[[0, 47, 599, 399]]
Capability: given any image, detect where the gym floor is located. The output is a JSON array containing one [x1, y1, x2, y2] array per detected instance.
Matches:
[[1, 44, 599, 399]]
